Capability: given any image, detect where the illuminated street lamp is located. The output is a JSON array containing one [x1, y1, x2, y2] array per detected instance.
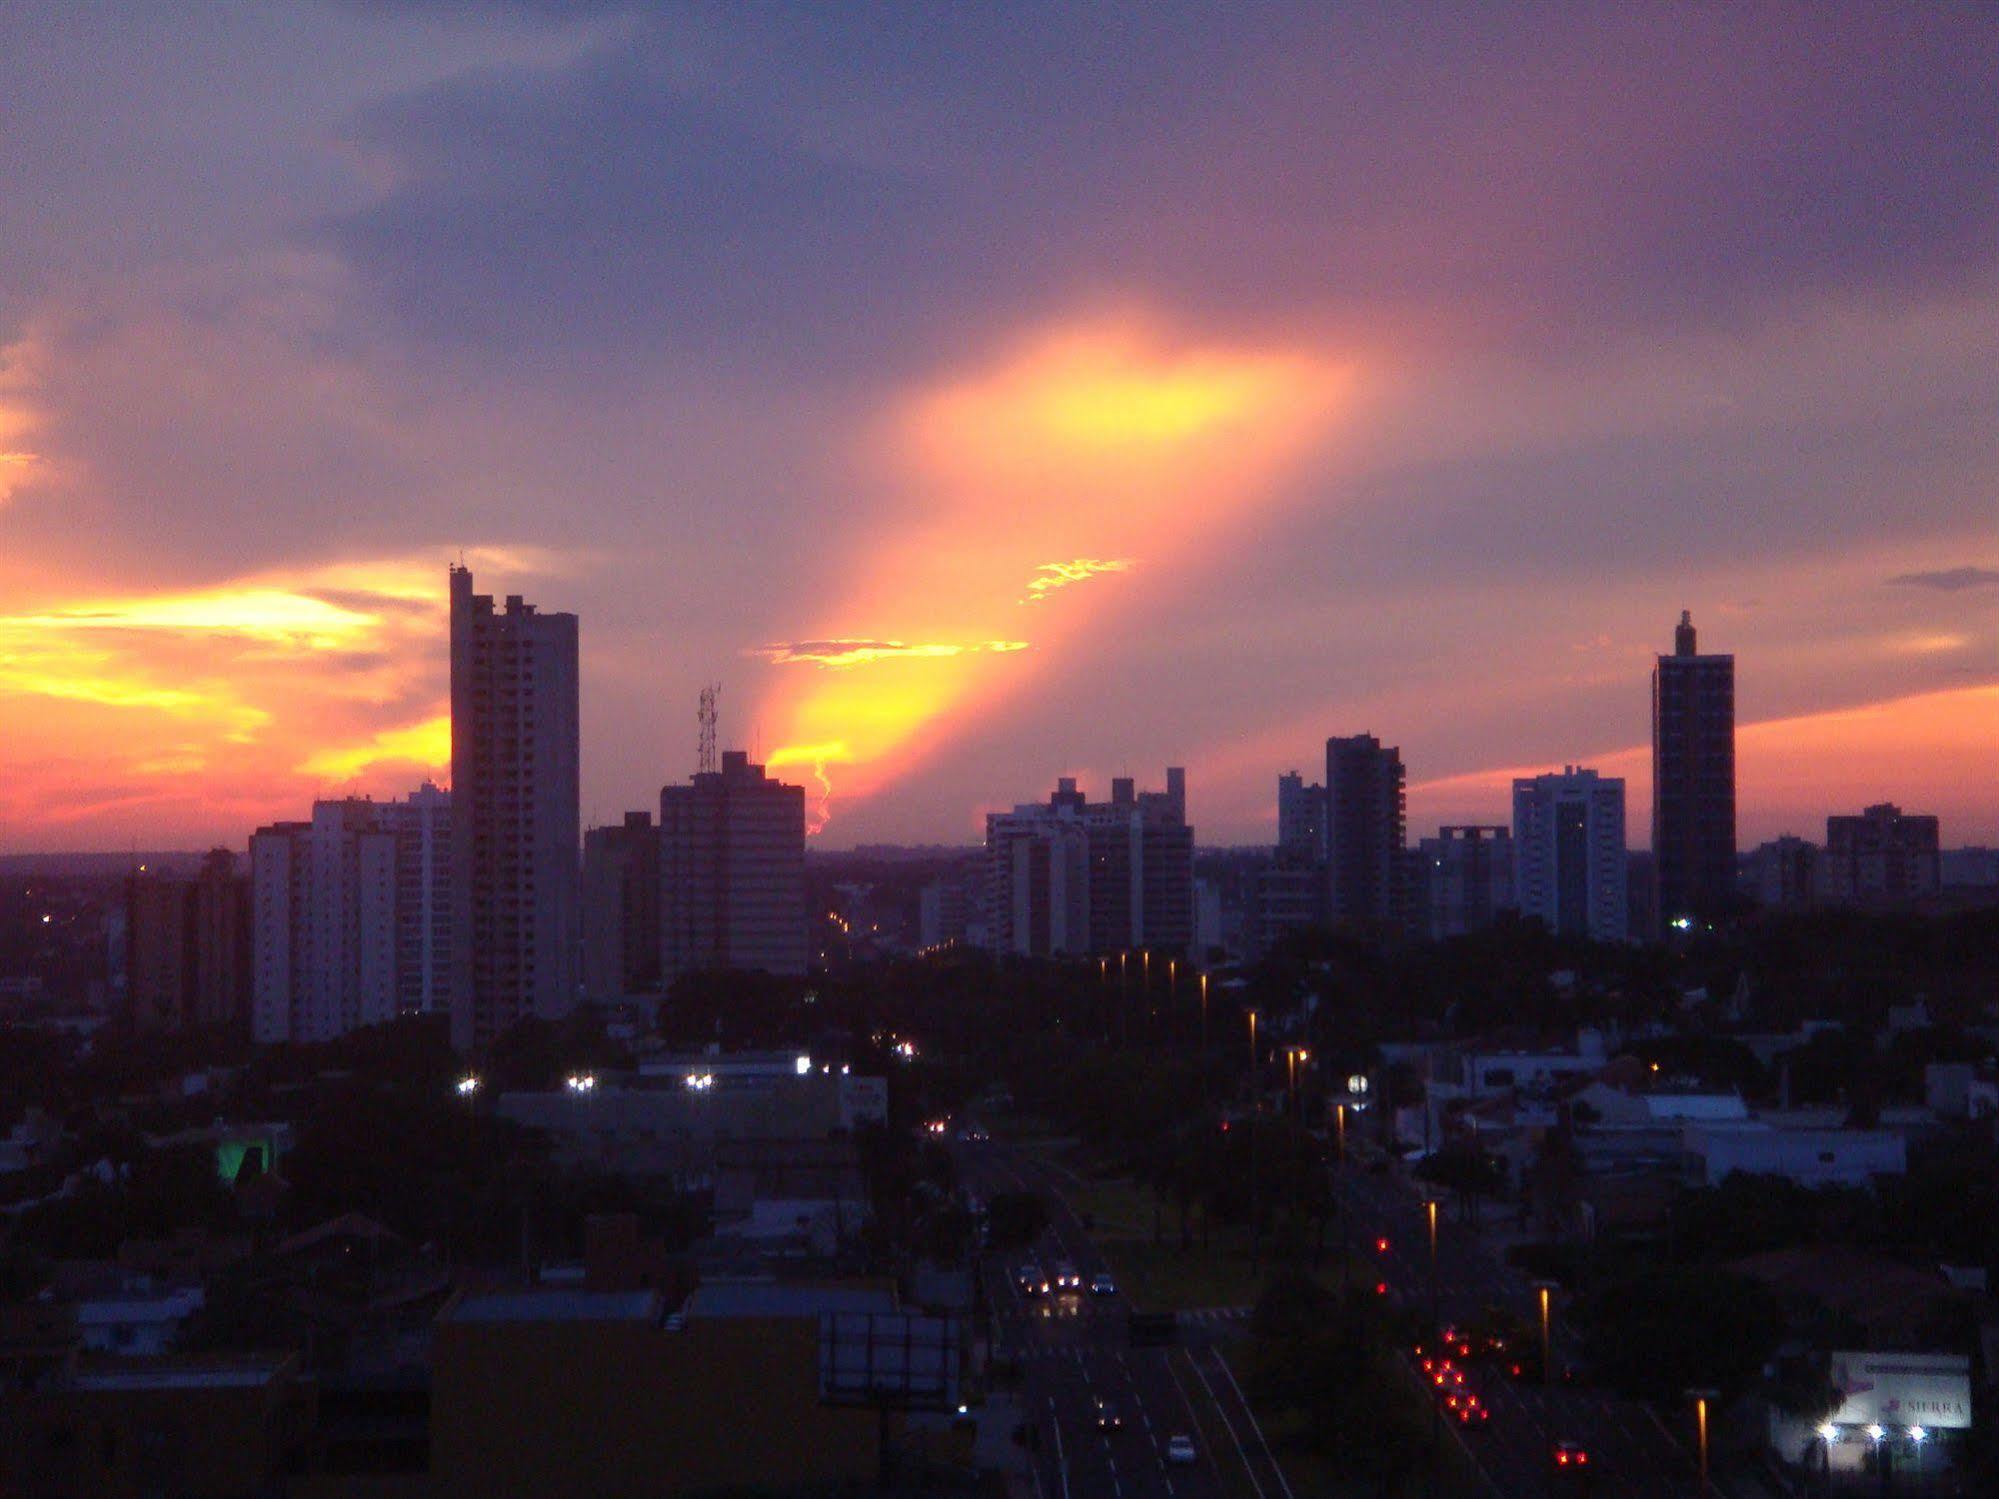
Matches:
[[1534, 1282, 1557, 1387], [1909, 1425, 1927, 1486], [1687, 1388, 1719, 1495], [455, 1074, 481, 1098]]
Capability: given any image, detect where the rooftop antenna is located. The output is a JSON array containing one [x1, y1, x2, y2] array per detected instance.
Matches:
[[698, 683, 720, 775]]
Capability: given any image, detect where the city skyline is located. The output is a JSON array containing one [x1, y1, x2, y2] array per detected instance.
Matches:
[[2, 6, 1997, 852]]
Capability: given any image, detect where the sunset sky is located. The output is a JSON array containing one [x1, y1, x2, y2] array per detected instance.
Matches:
[[2, 4, 1995, 851]]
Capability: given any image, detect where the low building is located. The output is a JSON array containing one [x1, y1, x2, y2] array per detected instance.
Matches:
[[1, 1355, 314, 1499], [1683, 1123, 1907, 1188], [74, 1288, 204, 1358], [430, 1285, 890, 1498]]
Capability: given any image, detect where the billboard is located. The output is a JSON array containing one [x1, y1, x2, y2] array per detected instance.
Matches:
[[1829, 1352, 1972, 1430], [818, 1311, 960, 1410]]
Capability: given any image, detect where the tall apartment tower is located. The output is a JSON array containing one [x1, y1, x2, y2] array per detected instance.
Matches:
[[1652, 610, 1735, 931], [983, 770, 1195, 959], [1512, 768, 1628, 942], [126, 850, 250, 1031], [582, 810, 662, 998], [1276, 771, 1327, 862], [1324, 734, 1407, 929], [382, 781, 453, 1016], [985, 798, 1092, 958], [448, 566, 581, 1051], [1416, 825, 1515, 940], [658, 751, 807, 985], [1823, 803, 1941, 906], [251, 801, 399, 1044]]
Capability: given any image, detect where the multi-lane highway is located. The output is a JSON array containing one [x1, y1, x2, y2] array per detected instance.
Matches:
[[962, 1137, 1294, 1499], [963, 1125, 1717, 1498], [1335, 1156, 1714, 1498]]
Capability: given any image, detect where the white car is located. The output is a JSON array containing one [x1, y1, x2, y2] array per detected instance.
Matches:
[[1165, 1434, 1197, 1465]]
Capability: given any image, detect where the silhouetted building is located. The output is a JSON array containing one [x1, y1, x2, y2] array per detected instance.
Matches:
[[658, 751, 807, 983], [382, 781, 453, 1015], [1652, 610, 1735, 931], [125, 850, 249, 1031], [1324, 734, 1407, 929], [583, 811, 662, 998], [1823, 803, 1940, 906], [983, 770, 1194, 958], [1417, 825, 1515, 939], [1749, 835, 1819, 908], [1251, 857, 1323, 958], [1513, 768, 1627, 942], [449, 566, 581, 1050], [1277, 771, 1326, 862], [251, 801, 397, 1044]]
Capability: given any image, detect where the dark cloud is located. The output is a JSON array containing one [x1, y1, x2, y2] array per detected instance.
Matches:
[[1888, 567, 1999, 592], [326, 5, 1999, 372]]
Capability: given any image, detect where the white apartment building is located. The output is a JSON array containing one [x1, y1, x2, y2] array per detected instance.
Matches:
[[1512, 767, 1628, 942]]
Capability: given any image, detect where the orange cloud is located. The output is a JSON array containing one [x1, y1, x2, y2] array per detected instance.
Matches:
[[0, 551, 542, 846], [754, 315, 1354, 832], [1021, 557, 1134, 603], [751, 638, 1030, 669]]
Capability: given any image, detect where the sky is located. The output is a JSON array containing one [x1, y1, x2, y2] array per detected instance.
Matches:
[[1, 2, 1996, 852]]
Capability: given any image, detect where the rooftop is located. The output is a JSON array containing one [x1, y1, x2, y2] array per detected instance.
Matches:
[[444, 1289, 663, 1325], [683, 1283, 896, 1320]]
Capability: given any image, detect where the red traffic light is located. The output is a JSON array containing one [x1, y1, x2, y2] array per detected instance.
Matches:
[[1376, 1236, 1391, 1253]]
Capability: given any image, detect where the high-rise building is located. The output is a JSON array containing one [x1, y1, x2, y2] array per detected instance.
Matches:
[[382, 781, 453, 1016], [1513, 768, 1628, 942], [1823, 803, 1940, 906], [1324, 734, 1407, 930], [449, 566, 581, 1051], [1416, 825, 1515, 939], [583, 811, 662, 998], [126, 849, 250, 1031], [985, 802, 1092, 958], [658, 751, 807, 984], [251, 801, 398, 1044], [983, 770, 1195, 959], [1749, 835, 1819, 909], [1276, 771, 1326, 862], [1652, 610, 1735, 931]]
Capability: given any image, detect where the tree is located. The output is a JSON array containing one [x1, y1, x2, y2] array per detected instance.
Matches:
[[1580, 1267, 1787, 1403]]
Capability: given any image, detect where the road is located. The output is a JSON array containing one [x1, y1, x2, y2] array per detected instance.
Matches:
[[1335, 1157, 1713, 1498], [961, 1137, 1294, 1499]]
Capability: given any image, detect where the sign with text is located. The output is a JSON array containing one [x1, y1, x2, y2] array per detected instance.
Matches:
[[1829, 1351, 1971, 1430]]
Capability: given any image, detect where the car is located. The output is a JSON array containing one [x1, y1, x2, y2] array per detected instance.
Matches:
[[1165, 1434, 1197, 1465], [1017, 1263, 1048, 1297], [964, 1126, 990, 1142], [1054, 1262, 1083, 1292], [1093, 1399, 1123, 1432], [1089, 1272, 1118, 1297], [1448, 1394, 1490, 1429], [1552, 1439, 1590, 1470]]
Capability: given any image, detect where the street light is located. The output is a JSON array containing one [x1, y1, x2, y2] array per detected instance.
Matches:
[[1286, 1047, 1310, 1119], [455, 1074, 481, 1098], [1534, 1282, 1556, 1388], [1425, 1199, 1440, 1335], [1910, 1425, 1927, 1487], [1688, 1388, 1719, 1496]]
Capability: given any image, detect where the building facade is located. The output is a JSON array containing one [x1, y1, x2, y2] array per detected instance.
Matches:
[[1416, 825, 1515, 939], [658, 751, 807, 984], [1652, 610, 1736, 931], [583, 811, 663, 998], [983, 770, 1194, 959], [251, 801, 399, 1044], [448, 566, 581, 1050], [1276, 771, 1326, 863], [125, 850, 250, 1032], [1324, 734, 1407, 930], [382, 781, 453, 1016], [1823, 803, 1941, 905], [1749, 835, 1819, 909], [1512, 768, 1628, 942]]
